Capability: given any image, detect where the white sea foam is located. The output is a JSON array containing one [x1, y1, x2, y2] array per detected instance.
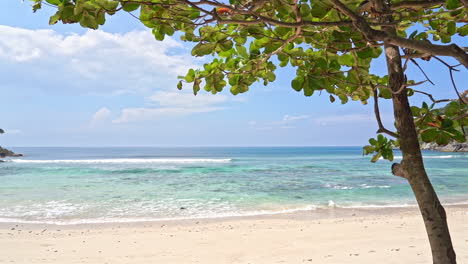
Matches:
[[0, 205, 319, 225], [392, 155, 465, 159], [9, 158, 232, 164], [359, 184, 391, 189], [2, 200, 468, 225]]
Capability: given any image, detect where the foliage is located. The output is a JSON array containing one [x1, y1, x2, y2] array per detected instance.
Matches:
[[363, 134, 399, 162], [412, 101, 467, 144], [30, 0, 467, 161]]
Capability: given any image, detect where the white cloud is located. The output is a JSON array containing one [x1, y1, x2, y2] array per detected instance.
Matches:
[[282, 114, 309, 122], [313, 114, 375, 126], [2, 129, 22, 134], [113, 106, 223, 123], [0, 25, 197, 95], [113, 91, 230, 123], [148, 91, 228, 108], [270, 114, 310, 126], [249, 114, 309, 130], [90, 107, 112, 125]]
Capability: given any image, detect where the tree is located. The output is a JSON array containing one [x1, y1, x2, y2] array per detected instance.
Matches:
[[30, 0, 467, 263]]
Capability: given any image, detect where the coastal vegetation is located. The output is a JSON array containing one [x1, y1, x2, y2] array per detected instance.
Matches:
[[0, 128, 22, 158], [420, 91, 468, 151], [30, 0, 467, 263]]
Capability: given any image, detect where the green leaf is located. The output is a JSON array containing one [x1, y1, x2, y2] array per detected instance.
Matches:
[[446, 0, 460, 9], [338, 94, 348, 104], [435, 133, 450, 145], [444, 101, 459, 116], [193, 79, 201, 95], [79, 13, 98, 29], [192, 42, 216, 56], [102, 0, 119, 11], [185, 69, 195, 82], [266, 72, 276, 82], [377, 134, 385, 143], [459, 24, 468, 36], [45, 0, 61, 5], [234, 37, 247, 45], [411, 106, 421, 116], [291, 77, 303, 92], [421, 128, 438, 142], [329, 95, 335, 103], [236, 45, 249, 58], [177, 81, 183, 90], [299, 4, 311, 17], [379, 87, 392, 99], [219, 40, 233, 51], [96, 11, 106, 25], [337, 54, 354, 66], [441, 118, 453, 128], [122, 3, 140, 12], [33, 1, 42, 12], [363, 145, 375, 154], [370, 153, 381, 163], [49, 12, 61, 25], [446, 21, 456, 35]]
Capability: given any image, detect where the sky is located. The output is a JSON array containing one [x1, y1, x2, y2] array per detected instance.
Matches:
[[0, 0, 465, 147]]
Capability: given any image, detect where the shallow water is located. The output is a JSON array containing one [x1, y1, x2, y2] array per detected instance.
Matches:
[[0, 147, 466, 224]]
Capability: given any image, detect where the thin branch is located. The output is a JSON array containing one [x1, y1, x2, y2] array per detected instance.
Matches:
[[390, 0, 445, 9], [410, 58, 435, 85], [413, 90, 453, 103], [432, 57, 466, 104], [453, 112, 468, 120], [327, 0, 468, 68], [390, 79, 427, 94], [372, 85, 399, 138], [401, 52, 432, 59]]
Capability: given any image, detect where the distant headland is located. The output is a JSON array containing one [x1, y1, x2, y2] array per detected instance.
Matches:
[[0, 128, 23, 160], [0, 146, 23, 160]]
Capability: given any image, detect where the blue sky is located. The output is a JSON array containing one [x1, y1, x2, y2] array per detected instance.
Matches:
[[0, 0, 465, 147]]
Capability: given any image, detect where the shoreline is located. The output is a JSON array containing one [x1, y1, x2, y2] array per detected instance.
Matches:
[[2, 203, 467, 229], [1, 205, 467, 263]]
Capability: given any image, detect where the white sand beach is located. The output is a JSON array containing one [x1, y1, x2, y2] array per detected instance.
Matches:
[[1, 206, 467, 264]]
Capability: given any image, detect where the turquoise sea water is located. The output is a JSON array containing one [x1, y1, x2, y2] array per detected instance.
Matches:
[[0, 147, 467, 224]]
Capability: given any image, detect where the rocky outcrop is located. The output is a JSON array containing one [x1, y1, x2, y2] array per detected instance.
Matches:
[[0, 146, 23, 158], [421, 141, 468, 152]]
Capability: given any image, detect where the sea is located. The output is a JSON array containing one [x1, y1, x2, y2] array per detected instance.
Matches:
[[0, 147, 466, 225]]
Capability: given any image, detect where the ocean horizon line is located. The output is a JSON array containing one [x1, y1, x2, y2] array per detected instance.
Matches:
[[6, 145, 366, 149]]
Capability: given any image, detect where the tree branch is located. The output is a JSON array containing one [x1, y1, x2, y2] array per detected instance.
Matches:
[[373, 86, 399, 138], [432, 57, 466, 103], [390, 0, 445, 10], [327, 0, 468, 68], [413, 90, 453, 104], [410, 59, 435, 85]]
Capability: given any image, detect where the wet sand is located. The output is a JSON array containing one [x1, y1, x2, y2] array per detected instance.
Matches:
[[1, 206, 467, 263]]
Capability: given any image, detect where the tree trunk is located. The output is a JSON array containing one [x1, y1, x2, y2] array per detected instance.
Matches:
[[384, 42, 457, 264]]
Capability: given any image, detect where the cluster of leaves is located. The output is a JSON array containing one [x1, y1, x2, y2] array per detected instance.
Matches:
[[31, 0, 467, 164], [31, 0, 389, 101], [363, 98, 467, 162], [401, 0, 468, 44], [412, 101, 467, 144], [36, 0, 121, 28], [30, 0, 467, 102], [363, 134, 399, 162]]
